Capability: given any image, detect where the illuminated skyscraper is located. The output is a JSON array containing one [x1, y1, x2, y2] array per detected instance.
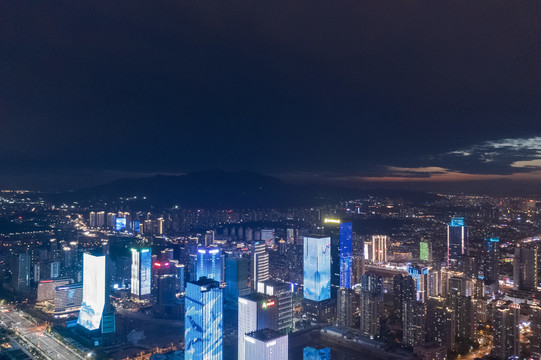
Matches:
[[371, 235, 388, 264], [426, 298, 455, 351], [339, 222, 353, 289], [447, 217, 467, 267], [107, 212, 116, 229], [89, 211, 96, 228], [531, 305, 541, 358], [238, 293, 278, 360], [131, 248, 152, 299], [493, 306, 520, 359], [258, 280, 293, 334], [96, 211, 105, 228], [403, 300, 426, 347], [251, 241, 269, 290], [244, 328, 288, 360], [185, 277, 223, 360], [204, 230, 215, 247], [303, 236, 331, 302], [323, 218, 351, 297], [78, 253, 115, 340], [513, 243, 538, 291], [196, 246, 223, 283], [303, 347, 330, 360], [408, 266, 429, 302]]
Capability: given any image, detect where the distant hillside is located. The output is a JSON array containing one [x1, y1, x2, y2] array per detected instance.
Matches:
[[58, 170, 441, 209]]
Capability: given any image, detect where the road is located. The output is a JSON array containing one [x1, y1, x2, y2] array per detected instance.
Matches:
[[0, 306, 84, 360]]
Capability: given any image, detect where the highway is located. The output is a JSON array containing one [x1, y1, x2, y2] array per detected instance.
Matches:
[[0, 306, 84, 360]]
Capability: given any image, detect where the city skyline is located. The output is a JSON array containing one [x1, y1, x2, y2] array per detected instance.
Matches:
[[1, 1, 540, 360]]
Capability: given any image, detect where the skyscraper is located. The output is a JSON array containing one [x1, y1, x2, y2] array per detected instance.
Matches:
[[403, 299, 426, 347], [224, 257, 250, 305], [447, 217, 467, 267], [196, 246, 223, 283], [78, 253, 115, 339], [185, 277, 223, 360], [513, 243, 538, 291], [337, 288, 356, 327], [89, 211, 96, 228], [483, 237, 500, 293], [10, 252, 30, 294], [339, 222, 353, 289], [303, 236, 331, 302], [96, 211, 105, 228], [493, 305, 520, 359], [531, 305, 541, 358], [323, 218, 352, 297], [252, 241, 269, 290], [371, 235, 388, 264], [131, 248, 152, 299], [238, 293, 279, 360], [107, 212, 116, 229], [408, 265, 429, 302], [244, 328, 288, 360], [426, 298, 455, 351], [257, 280, 293, 334], [393, 274, 416, 325], [359, 273, 384, 338]]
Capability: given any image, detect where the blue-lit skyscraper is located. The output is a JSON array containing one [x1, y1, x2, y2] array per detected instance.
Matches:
[[407, 265, 429, 302], [185, 277, 223, 360], [303, 236, 331, 302], [196, 246, 223, 283], [303, 347, 331, 360], [339, 222, 353, 289], [131, 248, 151, 299], [447, 217, 467, 267]]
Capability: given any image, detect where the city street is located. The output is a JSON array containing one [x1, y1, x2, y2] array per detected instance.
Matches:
[[0, 306, 84, 360]]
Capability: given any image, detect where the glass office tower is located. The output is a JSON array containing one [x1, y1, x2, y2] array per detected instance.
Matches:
[[185, 277, 223, 360], [447, 217, 467, 267], [303, 236, 331, 301], [131, 248, 151, 299], [339, 222, 353, 289], [78, 253, 106, 331]]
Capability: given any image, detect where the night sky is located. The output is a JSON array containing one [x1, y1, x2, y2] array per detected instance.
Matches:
[[1, 1, 540, 192]]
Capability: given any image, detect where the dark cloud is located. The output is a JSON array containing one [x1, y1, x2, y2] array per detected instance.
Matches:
[[0, 1, 540, 190]]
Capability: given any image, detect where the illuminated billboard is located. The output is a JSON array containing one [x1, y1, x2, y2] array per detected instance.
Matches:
[[115, 218, 126, 231], [78, 253, 106, 331], [303, 237, 331, 301], [420, 241, 429, 261]]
